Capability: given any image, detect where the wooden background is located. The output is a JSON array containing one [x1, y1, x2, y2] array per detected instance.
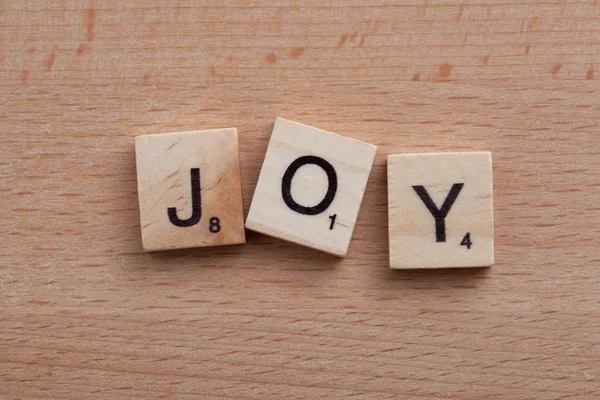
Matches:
[[1, 1, 599, 398]]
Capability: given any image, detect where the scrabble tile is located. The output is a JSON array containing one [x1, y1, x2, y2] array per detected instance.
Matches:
[[388, 152, 494, 269], [135, 129, 246, 251], [246, 118, 377, 256]]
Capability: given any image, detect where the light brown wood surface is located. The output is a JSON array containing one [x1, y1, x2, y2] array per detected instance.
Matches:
[[1, 1, 599, 399]]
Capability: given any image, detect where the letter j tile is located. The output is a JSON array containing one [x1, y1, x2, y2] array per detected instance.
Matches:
[[135, 129, 246, 251]]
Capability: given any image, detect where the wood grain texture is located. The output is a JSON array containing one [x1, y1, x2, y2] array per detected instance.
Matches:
[[1, 0, 599, 399]]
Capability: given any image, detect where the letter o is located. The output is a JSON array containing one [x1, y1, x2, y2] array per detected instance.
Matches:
[[281, 155, 338, 215]]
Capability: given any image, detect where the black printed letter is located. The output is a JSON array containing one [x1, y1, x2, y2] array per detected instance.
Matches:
[[281, 156, 337, 216], [412, 183, 464, 242], [167, 168, 202, 227]]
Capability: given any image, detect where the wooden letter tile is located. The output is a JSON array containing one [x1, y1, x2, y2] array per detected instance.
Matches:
[[388, 152, 494, 269], [135, 129, 246, 251], [246, 118, 376, 256]]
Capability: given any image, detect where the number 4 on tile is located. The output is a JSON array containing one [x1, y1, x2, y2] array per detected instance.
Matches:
[[460, 232, 472, 249]]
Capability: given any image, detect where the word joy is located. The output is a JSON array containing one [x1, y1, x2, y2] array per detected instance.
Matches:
[[135, 118, 494, 269]]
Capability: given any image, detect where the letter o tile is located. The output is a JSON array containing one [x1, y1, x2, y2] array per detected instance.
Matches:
[[246, 118, 377, 256]]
